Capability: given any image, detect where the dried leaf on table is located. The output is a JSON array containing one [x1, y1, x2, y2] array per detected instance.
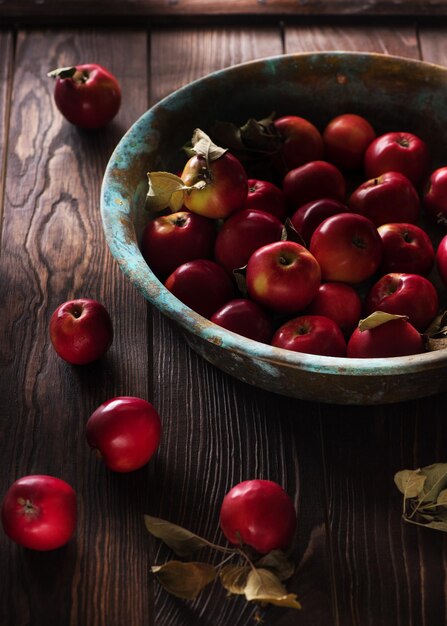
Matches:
[[244, 568, 301, 609], [144, 515, 223, 558], [151, 561, 217, 600]]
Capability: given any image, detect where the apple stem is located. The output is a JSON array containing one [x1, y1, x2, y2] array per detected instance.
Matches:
[[18, 498, 39, 519]]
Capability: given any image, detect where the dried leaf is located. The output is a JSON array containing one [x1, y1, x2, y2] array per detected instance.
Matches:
[[239, 113, 279, 153], [394, 469, 426, 498], [358, 311, 408, 332], [190, 128, 227, 162], [47, 66, 77, 79], [282, 219, 306, 246], [419, 463, 447, 504], [244, 568, 301, 609], [211, 113, 281, 179], [146, 172, 186, 213], [144, 515, 218, 558], [425, 335, 447, 352], [416, 520, 447, 532], [220, 564, 250, 595], [254, 550, 295, 582], [424, 310, 447, 337], [437, 489, 447, 506], [151, 561, 217, 600], [233, 266, 248, 297]]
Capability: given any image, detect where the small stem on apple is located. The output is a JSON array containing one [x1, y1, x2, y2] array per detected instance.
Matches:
[[279, 255, 292, 266], [352, 237, 366, 250], [397, 137, 410, 148]]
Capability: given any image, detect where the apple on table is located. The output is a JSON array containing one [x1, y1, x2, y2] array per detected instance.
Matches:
[[49, 298, 113, 365]]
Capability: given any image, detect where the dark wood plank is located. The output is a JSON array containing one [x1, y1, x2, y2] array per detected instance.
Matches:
[[2, 0, 447, 23], [148, 26, 336, 626], [0, 31, 13, 226], [419, 23, 447, 62], [285, 23, 420, 56], [285, 22, 447, 626], [0, 29, 152, 626]]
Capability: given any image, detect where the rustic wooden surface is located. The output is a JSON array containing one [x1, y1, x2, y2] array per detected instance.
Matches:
[[1, 13, 447, 626], [3, 0, 447, 22]]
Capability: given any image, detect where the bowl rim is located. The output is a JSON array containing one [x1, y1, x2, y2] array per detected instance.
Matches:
[[101, 50, 447, 379]]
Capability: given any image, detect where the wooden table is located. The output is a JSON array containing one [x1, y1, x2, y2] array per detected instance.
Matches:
[[2, 3, 447, 625]]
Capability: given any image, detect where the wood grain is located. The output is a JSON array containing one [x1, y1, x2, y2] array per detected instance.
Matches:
[[148, 26, 336, 626], [2, 0, 447, 23], [284, 23, 420, 56], [0, 31, 13, 229], [0, 29, 152, 626]]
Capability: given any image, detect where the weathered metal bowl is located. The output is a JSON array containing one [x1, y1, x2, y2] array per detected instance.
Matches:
[[101, 51, 447, 405]]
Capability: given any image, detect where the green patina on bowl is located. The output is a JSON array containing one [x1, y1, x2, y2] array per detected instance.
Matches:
[[101, 51, 447, 405]]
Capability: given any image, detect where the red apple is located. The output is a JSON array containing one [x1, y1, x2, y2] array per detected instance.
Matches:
[[49, 298, 113, 365], [309, 213, 382, 284], [323, 113, 376, 170], [219, 479, 297, 554], [214, 208, 283, 274], [349, 171, 420, 227], [86, 397, 162, 472], [181, 151, 248, 219], [282, 160, 346, 210], [1, 475, 77, 551], [364, 131, 430, 186], [290, 198, 348, 246], [424, 166, 447, 226], [246, 240, 321, 314], [436, 234, 447, 285], [210, 298, 274, 343], [244, 179, 288, 221], [378, 222, 435, 276], [347, 316, 424, 358], [164, 259, 235, 319], [140, 211, 216, 279], [364, 272, 438, 332], [272, 314, 347, 357], [273, 115, 324, 173], [304, 282, 362, 336]]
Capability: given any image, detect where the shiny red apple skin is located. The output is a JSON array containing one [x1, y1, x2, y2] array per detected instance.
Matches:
[[378, 222, 435, 276], [219, 479, 297, 554], [347, 317, 424, 358], [323, 113, 376, 170], [246, 241, 321, 314], [290, 198, 348, 246], [364, 131, 430, 186], [364, 272, 438, 332], [214, 208, 283, 274], [1, 475, 77, 551], [309, 213, 382, 284], [272, 314, 347, 357], [141, 211, 216, 279], [436, 234, 447, 285], [164, 259, 235, 319], [210, 298, 274, 343], [273, 115, 324, 173], [244, 179, 288, 221], [349, 171, 420, 227], [304, 282, 362, 336], [424, 166, 447, 226], [86, 397, 162, 473], [181, 152, 248, 219], [282, 160, 346, 210], [49, 298, 113, 365]]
